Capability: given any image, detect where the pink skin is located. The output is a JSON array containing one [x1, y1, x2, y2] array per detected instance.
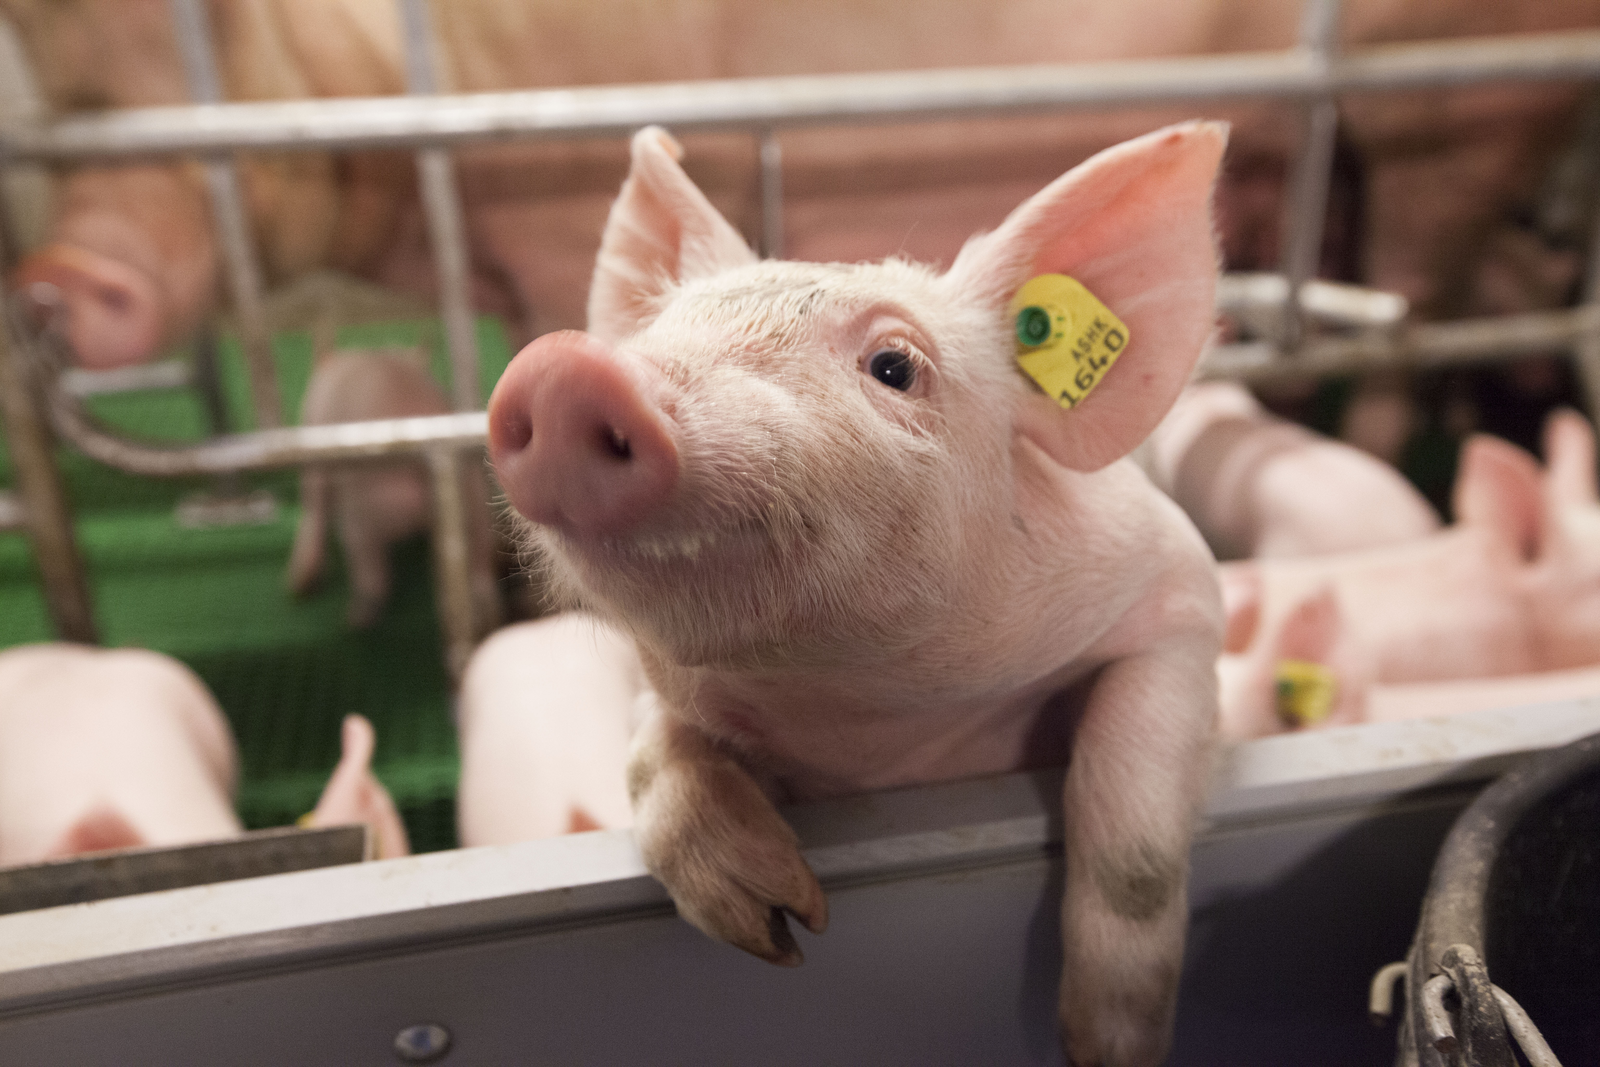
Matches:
[[286, 347, 497, 628], [1218, 409, 1600, 740], [457, 616, 642, 842], [0, 644, 242, 866], [1148, 380, 1440, 559], [1365, 663, 1600, 723], [10, 166, 218, 370], [302, 714, 410, 860], [482, 124, 1225, 1067], [12, 242, 166, 370], [489, 330, 679, 537], [6, 0, 1596, 367]]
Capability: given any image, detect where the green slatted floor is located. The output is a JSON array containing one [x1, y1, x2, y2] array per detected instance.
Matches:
[[0, 317, 514, 853]]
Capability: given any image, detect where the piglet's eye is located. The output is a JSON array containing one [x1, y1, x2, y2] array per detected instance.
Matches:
[[867, 348, 917, 391]]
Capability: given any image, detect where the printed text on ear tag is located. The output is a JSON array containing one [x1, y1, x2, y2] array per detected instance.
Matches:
[[1009, 274, 1129, 409]]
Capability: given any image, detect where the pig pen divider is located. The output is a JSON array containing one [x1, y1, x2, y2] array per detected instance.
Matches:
[[8, 0, 1600, 678]]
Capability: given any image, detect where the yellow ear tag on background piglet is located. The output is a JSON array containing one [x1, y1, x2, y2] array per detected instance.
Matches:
[[1010, 274, 1130, 409], [1274, 659, 1337, 728]]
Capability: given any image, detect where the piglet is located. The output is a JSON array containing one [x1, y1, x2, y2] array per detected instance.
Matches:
[[1363, 663, 1600, 723], [483, 124, 1227, 1066], [1147, 380, 1440, 559], [1218, 409, 1600, 739], [457, 615, 640, 844], [286, 343, 496, 628], [0, 645, 410, 870], [301, 713, 411, 860], [0, 644, 241, 865]]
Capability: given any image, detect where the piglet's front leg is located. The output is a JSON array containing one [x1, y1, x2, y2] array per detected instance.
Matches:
[[1059, 636, 1218, 1067], [628, 697, 828, 965]]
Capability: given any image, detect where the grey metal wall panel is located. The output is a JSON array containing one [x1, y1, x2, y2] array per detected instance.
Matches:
[[0, 703, 1594, 1065]]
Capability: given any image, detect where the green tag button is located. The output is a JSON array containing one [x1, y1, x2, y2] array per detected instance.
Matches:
[[1015, 305, 1053, 348]]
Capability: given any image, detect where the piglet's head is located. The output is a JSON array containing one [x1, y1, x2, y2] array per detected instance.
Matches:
[[489, 124, 1225, 668]]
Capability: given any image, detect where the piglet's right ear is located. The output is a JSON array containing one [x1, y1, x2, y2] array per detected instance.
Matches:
[[587, 126, 758, 343], [947, 122, 1225, 472], [1453, 433, 1544, 561]]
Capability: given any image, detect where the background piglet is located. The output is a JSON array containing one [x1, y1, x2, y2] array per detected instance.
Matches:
[[0, 643, 240, 865], [1364, 662, 1600, 723], [457, 615, 640, 844], [286, 339, 497, 628], [479, 123, 1226, 1066], [0, 644, 409, 869], [1147, 380, 1440, 559], [1218, 409, 1600, 739], [301, 713, 411, 859]]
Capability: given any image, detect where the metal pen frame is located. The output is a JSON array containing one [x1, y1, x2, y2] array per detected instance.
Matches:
[[3, 0, 1600, 676]]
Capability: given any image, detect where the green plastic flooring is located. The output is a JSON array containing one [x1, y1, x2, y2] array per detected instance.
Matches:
[[0, 319, 514, 853]]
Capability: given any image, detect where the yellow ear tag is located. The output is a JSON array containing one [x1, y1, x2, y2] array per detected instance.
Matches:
[[1274, 659, 1337, 728], [1010, 274, 1130, 409]]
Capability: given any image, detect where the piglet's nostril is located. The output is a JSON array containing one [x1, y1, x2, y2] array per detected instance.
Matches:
[[605, 427, 632, 460], [502, 410, 534, 454]]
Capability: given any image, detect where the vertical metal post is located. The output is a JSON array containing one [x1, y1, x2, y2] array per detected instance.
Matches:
[[759, 128, 784, 260], [1277, 0, 1343, 350], [426, 448, 479, 683], [1571, 202, 1600, 424], [0, 288, 97, 643], [398, 0, 481, 413], [168, 0, 281, 429], [400, 0, 498, 675]]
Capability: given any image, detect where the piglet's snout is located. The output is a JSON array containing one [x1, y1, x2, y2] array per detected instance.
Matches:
[[488, 330, 679, 537]]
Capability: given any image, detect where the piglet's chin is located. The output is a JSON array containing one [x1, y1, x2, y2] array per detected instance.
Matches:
[[488, 329, 680, 539]]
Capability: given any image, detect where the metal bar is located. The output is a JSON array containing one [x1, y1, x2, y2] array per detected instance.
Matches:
[[0, 826, 369, 917], [759, 128, 784, 259], [414, 151, 480, 411], [59, 360, 193, 398], [0, 299, 96, 643], [20, 314, 485, 476], [400, 0, 497, 668], [188, 329, 231, 436], [1570, 172, 1600, 421], [426, 449, 479, 683], [47, 397, 486, 479], [1202, 305, 1600, 382], [27, 304, 1594, 478], [0, 491, 23, 532], [10, 30, 1600, 161], [1276, 0, 1343, 348], [167, 0, 282, 431], [397, 0, 442, 96], [398, 0, 481, 413]]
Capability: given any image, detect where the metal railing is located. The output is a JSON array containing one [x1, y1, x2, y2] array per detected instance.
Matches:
[[3, 0, 1600, 676]]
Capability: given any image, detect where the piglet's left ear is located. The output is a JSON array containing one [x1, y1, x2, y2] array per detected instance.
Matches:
[[946, 122, 1226, 472]]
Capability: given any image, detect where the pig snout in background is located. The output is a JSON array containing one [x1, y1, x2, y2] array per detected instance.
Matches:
[[3, 0, 1598, 371], [0, 643, 410, 871], [478, 123, 1227, 1066], [1146, 380, 1441, 560], [286, 340, 499, 629], [1217, 407, 1600, 740]]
